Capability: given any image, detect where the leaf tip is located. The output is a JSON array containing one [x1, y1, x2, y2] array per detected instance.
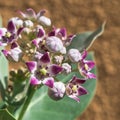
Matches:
[[101, 21, 106, 33]]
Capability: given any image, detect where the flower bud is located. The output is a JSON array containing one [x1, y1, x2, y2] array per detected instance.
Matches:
[[38, 16, 51, 26], [48, 82, 65, 101], [60, 47, 66, 54], [46, 36, 64, 53], [54, 55, 63, 64], [23, 28, 31, 34], [23, 20, 34, 28], [9, 17, 23, 28], [62, 63, 71, 74], [68, 49, 82, 62]]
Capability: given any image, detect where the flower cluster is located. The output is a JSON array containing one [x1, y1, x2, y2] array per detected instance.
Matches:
[[0, 8, 96, 102]]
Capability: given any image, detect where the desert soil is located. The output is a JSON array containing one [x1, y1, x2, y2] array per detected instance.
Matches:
[[0, 0, 120, 120]]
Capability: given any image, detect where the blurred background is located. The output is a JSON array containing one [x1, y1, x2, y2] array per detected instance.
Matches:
[[0, 0, 119, 120]]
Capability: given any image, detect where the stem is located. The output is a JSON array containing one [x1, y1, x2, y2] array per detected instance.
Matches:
[[18, 86, 36, 120]]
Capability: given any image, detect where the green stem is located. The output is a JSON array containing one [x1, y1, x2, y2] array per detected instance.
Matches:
[[18, 86, 36, 120]]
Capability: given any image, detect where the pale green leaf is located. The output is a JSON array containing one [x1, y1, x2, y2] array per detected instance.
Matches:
[[67, 22, 106, 51], [0, 16, 8, 101]]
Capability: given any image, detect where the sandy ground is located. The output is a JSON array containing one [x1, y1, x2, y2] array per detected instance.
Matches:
[[0, 0, 120, 120]]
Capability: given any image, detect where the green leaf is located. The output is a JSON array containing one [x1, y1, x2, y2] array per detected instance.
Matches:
[[0, 109, 16, 120], [20, 52, 97, 120], [67, 22, 106, 52], [0, 17, 8, 101], [0, 47, 8, 101]]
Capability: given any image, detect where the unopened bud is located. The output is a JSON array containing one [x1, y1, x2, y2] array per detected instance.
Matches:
[[23, 28, 31, 34], [48, 82, 65, 101], [68, 49, 82, 62], [60, 47, 66, 54], [9, 17, 23, 28], [54, 55, 63, 64], [46, 36, 64, 53], [38, 16, 51, 26], [23, 20, 34, 28], [62, 63, 71, 74]]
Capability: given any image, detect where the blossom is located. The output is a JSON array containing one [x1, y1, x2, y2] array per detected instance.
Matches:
[[48, 27, 75, 47], [19, 8, 37, 20], [47, 64, 63, 76], [48, 27, 67, 40], [32, 25, 45, 47], [2, 42, 22, 62], [78, 50, 96, 79], [0, 20, 23, 46], [65, 76, 88, 102], [26, 52, 63, 86], [26, 63, 55, 87]]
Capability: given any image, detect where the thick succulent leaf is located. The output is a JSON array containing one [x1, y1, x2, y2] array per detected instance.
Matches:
[[0, 109, 16, 120], [20, 52, 97, 120], [67, 22, 105, 52], [0, 17, 8, 101], [0, 80, 7, 101]]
